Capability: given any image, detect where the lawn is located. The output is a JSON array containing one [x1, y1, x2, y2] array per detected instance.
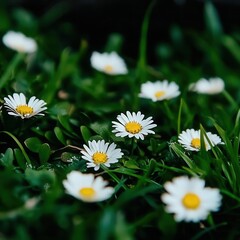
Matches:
[[0, 1, 240, 239]]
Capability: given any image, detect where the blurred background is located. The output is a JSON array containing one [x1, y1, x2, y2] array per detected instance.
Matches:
[[1, 0, 240, 65]]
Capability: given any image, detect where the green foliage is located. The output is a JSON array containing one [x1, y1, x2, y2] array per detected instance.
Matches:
[[0, 0, 240, 239]]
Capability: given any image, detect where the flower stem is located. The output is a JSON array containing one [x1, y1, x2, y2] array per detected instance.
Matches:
[[0, 131, 32, 167]]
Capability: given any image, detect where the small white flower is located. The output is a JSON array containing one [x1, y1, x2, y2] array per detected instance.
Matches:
[[81, 140, 123, 171], [189, 77, 224, 95], [112, 111, 157, 140], [139, 80, 180, 101], [161, 176, 222, 222], [2, 31, 37, 53], [178, 129, 223, 151], [63, 171, 115, 202], [4, 93, 47, 119], [90, 51, 128, 75]]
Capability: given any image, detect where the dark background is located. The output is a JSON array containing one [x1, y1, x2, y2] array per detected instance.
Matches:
[[3, 0, 240, 63]]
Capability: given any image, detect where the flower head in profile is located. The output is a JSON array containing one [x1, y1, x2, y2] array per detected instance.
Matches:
[[161, 176, 222, 222], [81, 140, 123, 171], [178, 129, 223, 152], [63, 171, 115, 202], [112, 111, 157, 140], [4, 93, 47, 119], [189, 77, 224, 95], [2, 31, 37, 53], [139, 80, 180, 102], [90, 51, 128, 75]]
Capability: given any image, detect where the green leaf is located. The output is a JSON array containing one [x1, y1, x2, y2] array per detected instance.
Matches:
[[90, 122, 110, 139], [39, 143, 51, 164], [137, 0, 157, 83], [0, 169, 24, 209], [25, 168, 56, 188], [0, 53, 24, 90], [222, 35, 240, 64], [97, 207, 116, 240], [54, 127, 66, 145], [48, 101, 74, 116], [58, 115, 75, 133], [40, 1, 71, 26], [13, 148, 26, 169], [0, 148, 14, 168], [45, 130, 58, 143], [24, 137, 42, 153], [123, 159, 140, 170], [170, 143, 204, 176], [113, 212, 133, 240], [80, 126, 92, 143], [204, 0, 223, 37], [12, 8, 37, 32], [60, 152, 82, 163]]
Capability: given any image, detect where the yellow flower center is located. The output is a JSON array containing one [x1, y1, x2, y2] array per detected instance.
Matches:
[[125, 121, 142, 134], [79, 187, 96, 199], [154, 90, 165, 99], [104, 65, 113, 73], [191, 138, 201, 149], [182, 193, 201, 209], [92, 152, 108, 164], [16, 105, 33, 116]]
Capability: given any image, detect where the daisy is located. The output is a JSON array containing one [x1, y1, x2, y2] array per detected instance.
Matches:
[[4, 93, 47, 119], [139, 80, 180, 101], [81, 140, 123, 171], [161, 176, 222, 222], [90, 51, 128, 75], [112, 111, 157, 140], [63, 171, 115, 202], [2, 31, 37, 53], [188, 77, 224, 94], [178, 129, 223, 151]]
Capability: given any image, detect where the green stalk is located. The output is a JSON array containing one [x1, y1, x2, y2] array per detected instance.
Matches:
[[177, 98, 183, 135], [0, 52, 24, 89], [101, 165, 128, 190], [221, 189, 240, 203], [0, 131, 32, 167], [222, 90, 239, 110], [136, 0, 156, 83]]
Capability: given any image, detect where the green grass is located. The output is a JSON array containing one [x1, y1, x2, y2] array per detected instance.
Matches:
[[0, 1, 240, 239]]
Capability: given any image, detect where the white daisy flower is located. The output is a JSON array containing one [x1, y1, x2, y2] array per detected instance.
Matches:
[[4, 93, 47, 119], [178, 129, 223, 152], [81, 140, 123, 171], [112, 111, 157, 140], [139, 80, 180, 101], [161, 176, 222, 222], [189, 77, 224, 95], [2, 31, 37, 53], [90, 51, 128, 75], [63, 171, 115, 202]]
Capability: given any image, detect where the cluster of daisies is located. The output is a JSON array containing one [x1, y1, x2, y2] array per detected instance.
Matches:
[[1, 30, 225, 223]]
